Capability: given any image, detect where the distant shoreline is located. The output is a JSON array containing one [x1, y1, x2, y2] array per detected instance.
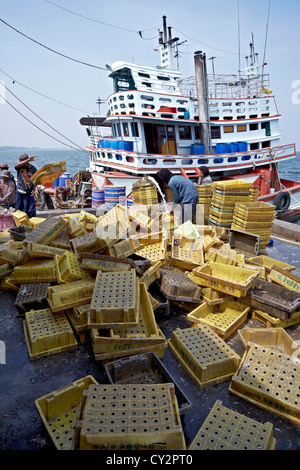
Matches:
[[0, 146, 68, 150]]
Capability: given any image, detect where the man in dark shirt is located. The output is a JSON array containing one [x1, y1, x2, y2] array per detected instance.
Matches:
[[15, 153, 38, 218]]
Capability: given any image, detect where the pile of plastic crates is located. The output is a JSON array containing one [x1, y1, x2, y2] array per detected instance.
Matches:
[[231, 201, 275, 249], [208, 180, 252, 228]]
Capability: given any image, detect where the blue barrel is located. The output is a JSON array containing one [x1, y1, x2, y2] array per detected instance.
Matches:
[[190, 144, 195, 155], [237, 141, 248, 152], [194, 144, 205, 155], [105, 185, 126, 209], [123, 141, 133, 151], [59, 172, 73, 187], [229, 142, 238, 153], [118, 141, 124, 150], [52, 177, 60, 187], [92, 187, 105, 208], [216, 143, 230, 154], [110, 140, 119, 150]]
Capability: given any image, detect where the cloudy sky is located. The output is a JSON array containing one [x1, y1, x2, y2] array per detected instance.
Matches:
[[0, 0, 299, 149]]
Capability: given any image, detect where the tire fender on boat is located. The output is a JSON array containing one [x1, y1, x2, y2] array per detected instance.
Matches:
[[273, 191, 291, 211]]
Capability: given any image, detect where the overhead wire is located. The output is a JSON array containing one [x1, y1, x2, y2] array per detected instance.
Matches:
[[0, 67, 92, 115], [0, 18, 107, 71], [0, 87, 89, 153], [43, 0, 160, 34]]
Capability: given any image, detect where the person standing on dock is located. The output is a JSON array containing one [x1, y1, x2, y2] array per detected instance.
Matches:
[[0, 163, 16, 187], [156, 169, 199, 224], [0, 170, 15, 209], [14, 153, 38, 218]]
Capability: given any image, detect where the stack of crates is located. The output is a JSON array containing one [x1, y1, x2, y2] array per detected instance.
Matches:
[[249, 185, 260, 202], [209, 180, 252, 228], [132, 178, 158, 205], [231, 201, 275, 249], [195, 184, 212, 224]]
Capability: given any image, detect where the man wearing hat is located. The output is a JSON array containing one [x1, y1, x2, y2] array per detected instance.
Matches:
[[0, 170, 16, 209], [0, 163, 16, 187], [14, 153, 37, 217]]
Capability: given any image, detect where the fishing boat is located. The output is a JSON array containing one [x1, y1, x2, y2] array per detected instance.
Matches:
[[80, 16, 300, 222]]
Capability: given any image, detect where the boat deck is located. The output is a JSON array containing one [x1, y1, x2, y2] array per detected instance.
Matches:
[[1, 238, 300, 452]]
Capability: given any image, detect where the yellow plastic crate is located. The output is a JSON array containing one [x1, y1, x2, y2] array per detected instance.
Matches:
[[68, 218, 86, 238], [29, 217, 46, 228], [187, 300, 250, 339], [108, 237, 143, 258], [168, 325, 240, 388], [89, 269, 140, 328], [90, 283, 165, 354], [246, 255, 295, 274], [0, 247, 26, 266], [205, 245, 237, 266], [234, 201, 275, 214], [268, 266, 300, 293], [192, 262, 258, 297], [47, 279, 95, 312], [251, 308, 300, 328], [55, 252, 89, 284], [74, 383, 186, 450], [24, 243, 66, 259], [189, 399, 276, 450], [213, 179, 252, 191], [12, 260, 57, 283], [80, 256, 132, 273], [30, 160, 66, 186], [24, 217, 68, 246], [137, 239, 167, 263], [201, 287, 233, 305], [237, 327, 298, 356], [35, 375, 98, 450], [12, 210, 30, 226], [170, 236, 204, 270], [0, 263, 13, 279], [229, 343, 300, 426], [23, 308, 78, 360], [139, 262, 161, 288]]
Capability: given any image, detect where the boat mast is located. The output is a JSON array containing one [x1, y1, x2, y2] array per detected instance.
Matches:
[[157, 16, 179, 69], [194, 51, 211, 154]]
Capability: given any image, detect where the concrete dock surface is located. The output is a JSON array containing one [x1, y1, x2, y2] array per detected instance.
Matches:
[[1, 233, 300, 452]]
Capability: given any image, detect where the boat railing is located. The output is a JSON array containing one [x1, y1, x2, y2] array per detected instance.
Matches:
[[91, 142, 296, 174], [179, 73, 271, 100]]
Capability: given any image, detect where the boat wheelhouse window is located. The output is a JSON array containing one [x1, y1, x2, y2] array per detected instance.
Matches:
[[159, 97, 172, 102], [141, 95, 154, 101], [119, 95, 125, 101], [131, 122, 139, 137], [113, 68, 136, 93], [250, 143, 259, 150], [176, 99, 189, 104], [122, 122, 129, 137], [224, 125, 234, 133], [237, 124, 247, 132], [138, 72, 151, 78], [157, 75, 170, 81], [262, 141, 271, 148], [261, 121, 271, 136], [159, 125, 167, 138], [142, 82, 152, 88], [211, 126, 221, 139], [127, 94, 134, 100], [249, 123, 258, 131], [179, 126, 192, 140], [112, 124, 117, 138], [116, 123, 121, 137]]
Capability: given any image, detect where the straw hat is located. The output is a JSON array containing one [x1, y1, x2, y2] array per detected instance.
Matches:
[[0, 163, 9, 169], [18, 153, 29, 162], [1, 170, 10, 178]]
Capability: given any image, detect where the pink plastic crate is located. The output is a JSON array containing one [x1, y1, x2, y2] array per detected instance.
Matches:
[[0, 215, 15, 229]]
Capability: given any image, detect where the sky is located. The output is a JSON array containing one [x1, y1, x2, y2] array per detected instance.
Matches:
[[0, 0, 299, 151]]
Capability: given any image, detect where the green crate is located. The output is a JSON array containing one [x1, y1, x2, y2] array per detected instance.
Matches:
[[74, 383, 186, 450], [168, 325, 240, 388], [189, 400, 276, 450], [35, 375, 98, 450], [23, 308, 78, 360], [229, 343, 300, 426]]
